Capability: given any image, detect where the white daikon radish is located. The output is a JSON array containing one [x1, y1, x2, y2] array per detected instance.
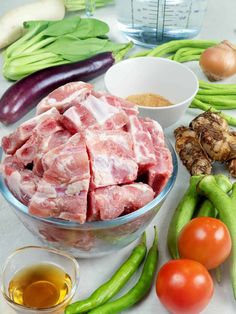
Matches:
[[0, 0, 65, 49]]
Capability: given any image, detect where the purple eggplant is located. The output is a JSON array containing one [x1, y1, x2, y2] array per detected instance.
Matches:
[[0, 52, 115, 125]]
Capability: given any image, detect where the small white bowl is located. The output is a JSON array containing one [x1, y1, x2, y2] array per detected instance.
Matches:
[[104, 57, 199, 128]]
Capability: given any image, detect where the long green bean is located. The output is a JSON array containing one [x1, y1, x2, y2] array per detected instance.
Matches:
[[197, 89, 236, 95], [190, 99, 236, 127], [199, 80, 236, 90], [195, 95, 236, 109], [147, 39, 217, 57], [178, 54, 201, 63]]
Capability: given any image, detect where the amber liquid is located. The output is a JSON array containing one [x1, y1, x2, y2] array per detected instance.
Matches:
[[8, 263, 72, 309]]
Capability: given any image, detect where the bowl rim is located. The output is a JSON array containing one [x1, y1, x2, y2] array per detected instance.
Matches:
[[0, 139, 178, 230], [104, 56, 199, 110]]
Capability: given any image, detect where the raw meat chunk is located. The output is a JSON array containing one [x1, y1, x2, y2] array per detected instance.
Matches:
[[88, 183, 155, 221], [36, 81, 93, 114], [1, 156, 40, 205], [141, 118, 173, 195], [86, 129, 138, 189], [29, 180, 89, 223], [15, 117, 63, 166], [127, 115, 156, 172], [98, 93, 139, 116], [1, 108, 60, 155], [61, 94, 128, 133], [33, 129, 71, 176], [148, 146, 173, 195], [29, 133, 90, 223], [43, 133, 90, 185], [39, 225, 94, 251], [141, 117, 165, 147]]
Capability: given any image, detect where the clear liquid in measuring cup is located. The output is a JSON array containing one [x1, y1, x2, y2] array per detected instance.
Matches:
[[116, 0, 208, 47]]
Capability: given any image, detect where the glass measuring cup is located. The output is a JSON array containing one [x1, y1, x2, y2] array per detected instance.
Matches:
[[116, 0, 208, 47]]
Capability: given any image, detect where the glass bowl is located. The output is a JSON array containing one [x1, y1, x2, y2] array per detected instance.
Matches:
[[0, 141, 177, 258], [1, 246, 79, 314]]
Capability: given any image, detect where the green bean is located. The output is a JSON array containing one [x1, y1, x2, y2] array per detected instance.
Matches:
[[88, 227, 159, 314], [178, 54, 200, 63], [65, 233, 147, 314], [173, 47, 193, 61], [195, 95, 236, 109], [130, 49, 151, 58], [147, 39, 217, 57], [167, 176, 202, 259], [199, 80, 236, 90], [197, 89, 236, 96], [190, 98, 236, 127], [174, 47, 204, 61]]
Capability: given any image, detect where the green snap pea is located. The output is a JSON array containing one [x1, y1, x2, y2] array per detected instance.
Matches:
[[65, 233, 147, 314], [88, 227, 159, 314], [198, 177, 236, 298], [197, 174, 232, 217]]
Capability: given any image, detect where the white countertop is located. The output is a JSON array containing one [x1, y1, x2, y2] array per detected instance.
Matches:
[[1, 1, 236, 313]]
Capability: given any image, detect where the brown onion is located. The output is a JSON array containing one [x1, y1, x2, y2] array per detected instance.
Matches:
[[199, 40, 236, 81]]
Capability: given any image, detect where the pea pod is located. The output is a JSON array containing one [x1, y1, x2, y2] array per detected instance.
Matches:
[[88, 227, 158, 314], [167, 176, 202, 259], [197, 174, 232, 217], [198, 176, 236, 298], [65, 233, 147, 314]]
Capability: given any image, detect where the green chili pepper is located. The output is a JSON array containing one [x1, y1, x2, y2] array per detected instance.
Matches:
[[88, 227, 159, 314], [65, 233, 147, 314], [167, 176, 203, 259]]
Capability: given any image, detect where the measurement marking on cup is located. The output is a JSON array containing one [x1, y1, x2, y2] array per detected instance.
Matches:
[[162, 0, 167, 40], [155, 0, 160, 42], [131, 0, 134, 28]]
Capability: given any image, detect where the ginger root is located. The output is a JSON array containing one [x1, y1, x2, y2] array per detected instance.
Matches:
[[190, 111, 236, 161], [174, 126, 212, 175], [175, 111, 236, 176]]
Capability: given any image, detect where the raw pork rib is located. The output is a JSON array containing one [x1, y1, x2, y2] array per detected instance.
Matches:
[[86, 129, 138, 189], [1, 82, 174, 224], [1, 108, 60, 155], [88, 183, 155, 221], [15, 117, 64, 166], [61, 94, 128, 133], [127, 115, 156, 172], [98, 93, 139, 116], [36, 82, 93, 114], [141, 118, 173, 195], [29, 133, 90, 223], [14, 117, 71, 176], [1, 156, 39, 205]]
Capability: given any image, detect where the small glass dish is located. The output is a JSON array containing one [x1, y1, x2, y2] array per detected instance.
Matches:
[[1, 246, 79, 314]]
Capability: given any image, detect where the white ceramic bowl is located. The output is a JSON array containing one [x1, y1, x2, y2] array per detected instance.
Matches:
[[104, 57, 199, 128]]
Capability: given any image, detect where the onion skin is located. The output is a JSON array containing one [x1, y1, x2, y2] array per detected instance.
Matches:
[[199, 40, 236, 81]]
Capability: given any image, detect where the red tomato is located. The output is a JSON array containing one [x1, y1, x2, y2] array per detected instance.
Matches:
[[156, 259, 214, 314], [178, 217, 232, 270]]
